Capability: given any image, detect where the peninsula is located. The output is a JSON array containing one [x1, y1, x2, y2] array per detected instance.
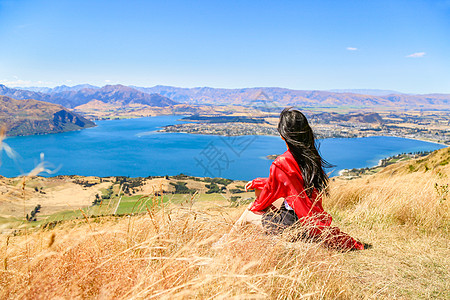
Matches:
[[0, 96, 96, 136], [159, 109, 450, 145]]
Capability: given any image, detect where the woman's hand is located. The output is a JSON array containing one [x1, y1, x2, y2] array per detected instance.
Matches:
[[246, 181, 262, 198]]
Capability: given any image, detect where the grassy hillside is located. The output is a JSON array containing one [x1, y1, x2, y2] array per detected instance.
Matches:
[[0, 148, 448, 298]]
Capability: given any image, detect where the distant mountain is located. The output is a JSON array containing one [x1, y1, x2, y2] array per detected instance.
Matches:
[[14, 86, 53, 93], [4, 84, 449, 109], [57, 84, 177, 108], [0, 96, 96, 136], [53, 84, 99, 93], [133, 85, 450, 108], [15, 84, 99, 94], [49, 84, 99, 93], [0, 84, 176, 108], [328, 89, 405, 96], [0, 84, 52, 103]]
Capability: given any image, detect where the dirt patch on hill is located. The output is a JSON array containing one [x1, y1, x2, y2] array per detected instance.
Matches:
[[0, 176, 112, 218]]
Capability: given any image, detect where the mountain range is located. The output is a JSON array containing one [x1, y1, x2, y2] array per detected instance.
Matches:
[[0, 96, 96, 136], [132, 86, 449, 107], [0, 84, 176, 109], [16, 84, 98, 94], [327, 89, 405, 96], [2, 84, 450, 109]]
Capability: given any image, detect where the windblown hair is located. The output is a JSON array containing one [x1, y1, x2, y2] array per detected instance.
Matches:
[[277, 107, 330, 196]]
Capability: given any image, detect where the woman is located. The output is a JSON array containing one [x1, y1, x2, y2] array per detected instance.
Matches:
[[239, 108, 366, 251]]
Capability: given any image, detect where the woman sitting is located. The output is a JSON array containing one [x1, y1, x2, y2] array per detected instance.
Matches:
[[237, 107, 367, 251]]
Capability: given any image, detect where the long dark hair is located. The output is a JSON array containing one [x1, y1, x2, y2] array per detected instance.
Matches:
[[277, 107, 330, 196]]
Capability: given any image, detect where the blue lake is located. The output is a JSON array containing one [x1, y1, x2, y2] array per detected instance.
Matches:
[[0, 116, 446, 180]]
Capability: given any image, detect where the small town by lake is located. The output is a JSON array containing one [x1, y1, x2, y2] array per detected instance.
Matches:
[[1, 115, 446, 180]]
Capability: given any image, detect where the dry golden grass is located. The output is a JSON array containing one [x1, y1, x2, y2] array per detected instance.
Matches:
[[0, 206, 352, 299], [323, 148, 450, 298], [0, 147, 449, 299], [328, 147, 449, 234]]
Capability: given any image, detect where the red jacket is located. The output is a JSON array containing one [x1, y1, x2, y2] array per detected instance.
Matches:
[[248, 149, 364, 251]]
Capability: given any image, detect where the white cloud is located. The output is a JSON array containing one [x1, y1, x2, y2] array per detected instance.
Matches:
[[0, 79, 32, 86], [346, 47, 358, 51], [104, 79, 111, 83], [0, 78, 53, 87], [406, 52, 426, 58]]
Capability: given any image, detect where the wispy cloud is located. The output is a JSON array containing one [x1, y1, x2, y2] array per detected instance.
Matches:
[[0, 78, 53, 87], [406, 52, 426, 58], [0, 79, 32, 86], [346, 47, 358, 51]]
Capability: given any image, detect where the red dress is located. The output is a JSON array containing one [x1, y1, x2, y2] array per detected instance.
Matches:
[[248, 149, 364, 251]]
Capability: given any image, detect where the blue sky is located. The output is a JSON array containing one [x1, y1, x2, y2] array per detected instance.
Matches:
[[0, 0, 449, 93]]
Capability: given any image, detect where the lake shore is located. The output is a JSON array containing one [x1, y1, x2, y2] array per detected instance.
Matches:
[[159, 121, 449, 146]]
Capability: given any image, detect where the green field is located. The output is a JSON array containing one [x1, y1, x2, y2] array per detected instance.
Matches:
[[1, 191, 255, 230]]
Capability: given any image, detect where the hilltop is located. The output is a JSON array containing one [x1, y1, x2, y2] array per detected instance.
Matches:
[[0, 147, 448, 298], [0, 96, 96, 136]]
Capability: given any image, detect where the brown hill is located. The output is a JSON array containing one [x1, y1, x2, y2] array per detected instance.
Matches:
[[0, 96, 96, 136]]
